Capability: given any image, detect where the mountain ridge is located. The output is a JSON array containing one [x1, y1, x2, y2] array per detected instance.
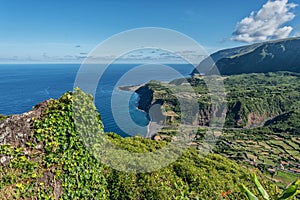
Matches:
[[192, 37, 300, 75]]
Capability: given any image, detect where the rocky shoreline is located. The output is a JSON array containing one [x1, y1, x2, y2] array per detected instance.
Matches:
[[119, 84, 154, 112], [119, 84, 164, 138]]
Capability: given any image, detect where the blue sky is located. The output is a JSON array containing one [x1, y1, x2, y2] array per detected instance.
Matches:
[[0, 0, 299, 63]]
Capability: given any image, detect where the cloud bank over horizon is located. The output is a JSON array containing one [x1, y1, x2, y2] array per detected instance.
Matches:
[[232, 0, 298, 43]]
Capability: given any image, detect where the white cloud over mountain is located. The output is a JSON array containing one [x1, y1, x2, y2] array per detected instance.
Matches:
[[232, 0, 297, 43]]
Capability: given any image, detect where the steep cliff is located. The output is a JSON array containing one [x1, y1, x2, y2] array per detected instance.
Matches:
[[135, 72, 300, 130], [135, 84, 154, 113]]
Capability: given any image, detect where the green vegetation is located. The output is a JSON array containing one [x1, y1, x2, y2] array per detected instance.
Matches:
[[264, 110, 300, 134], [223, 72, 300, 128], [240, 173, 300, 200], [105, 132, 272, 199], [105, 142, 253, 199], [143, 72, 300, 129], [191, 37, 300, 75], [0, 90, 108, 199], [2, 69, 300, 199], [154, 72, 300, 128], [0, 114, 6, 121], [214, 128, 300, 171], [0, 89, 285, 199], [275, 171, 300, 188], [140, 72, 300, 193]]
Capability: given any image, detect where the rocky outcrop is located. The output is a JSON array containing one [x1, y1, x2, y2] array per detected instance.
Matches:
[[0, 100, 49, 147], [198, 107, 212, 126], [246, 112, 268, 128]]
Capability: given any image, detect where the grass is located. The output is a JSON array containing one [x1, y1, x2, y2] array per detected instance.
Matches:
[[274, 170, 300, 187]]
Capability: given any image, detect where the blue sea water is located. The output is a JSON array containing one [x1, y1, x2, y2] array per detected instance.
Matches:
[[0, 64, 194, 137]]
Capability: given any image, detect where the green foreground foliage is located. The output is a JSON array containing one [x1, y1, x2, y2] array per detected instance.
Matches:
[[240, 173, 300, 200], [0, 114, 6, 122], [0, 89, 283, 199]]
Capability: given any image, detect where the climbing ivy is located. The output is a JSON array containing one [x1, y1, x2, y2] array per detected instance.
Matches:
[[0, 89, 108, 199]]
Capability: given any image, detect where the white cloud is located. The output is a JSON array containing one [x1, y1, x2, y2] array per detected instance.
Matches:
[[232, 0, 297, 43]]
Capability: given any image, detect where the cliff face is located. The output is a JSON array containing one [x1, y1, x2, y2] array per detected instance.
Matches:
[[134, 85, 156, 113], [134, 82, 213, 127], [135, 72, 300, 129], [134, 90, 266, 128]]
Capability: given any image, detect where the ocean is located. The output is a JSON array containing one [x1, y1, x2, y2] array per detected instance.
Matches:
[[0, 64, 194, 137]]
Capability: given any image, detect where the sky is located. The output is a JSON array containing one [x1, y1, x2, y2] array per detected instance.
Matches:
[[0, 0, 299, 63]]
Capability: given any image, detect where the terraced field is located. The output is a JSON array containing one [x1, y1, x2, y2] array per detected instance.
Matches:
[[145, 72, 300, 186]]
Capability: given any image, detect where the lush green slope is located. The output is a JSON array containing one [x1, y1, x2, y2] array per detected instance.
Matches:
[[264, 110, 300, 134], [138, 72, 300, 129], [223, 72, 300, 128], [0, 89, 277, 199], [192, 37, 300, 75], [105, 133, 264, 199], [136, 72, 300, 189]]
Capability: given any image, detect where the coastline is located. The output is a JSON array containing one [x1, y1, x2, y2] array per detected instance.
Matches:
[[118, 84, 151, 120], [119, 84, 162, 138], [146, 120, 163, 138], [118, 84, 145, 92]]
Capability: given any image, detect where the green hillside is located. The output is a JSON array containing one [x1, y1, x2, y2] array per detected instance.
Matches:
[[191, 37, 300, 75], [134, 72, 300, 189], [0, 89, 277, 199], [139, 72, 300, 129]]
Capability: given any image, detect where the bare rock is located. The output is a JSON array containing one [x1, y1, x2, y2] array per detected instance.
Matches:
[[0, 100, 50, 147]]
